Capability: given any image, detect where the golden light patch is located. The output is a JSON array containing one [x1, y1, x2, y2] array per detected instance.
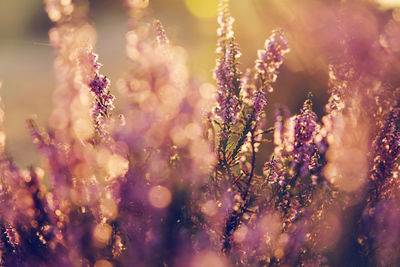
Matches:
[[100, 198, 118, 220], [148, 185, 172, 209], [15, 189, 34, 210], [201, 200, 218, 216], [185, 123, 201, 140], [233, 225, 248, 243], [199, 83, 215, 100], [48, 9, 61, 22], [184, 0, 219, 19], [73, 118, 94, 141], [107, 154, 129, 179], [377, 0, 400, 9], [93, 223, 112, 247], [127, 0, 149, 9], [94, 259, 113, 267], [60, 0, 71, 5], [190, 250, 227, 267]]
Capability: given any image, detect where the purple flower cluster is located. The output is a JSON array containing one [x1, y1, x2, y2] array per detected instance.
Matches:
[[251, 89, 267, 122], [211, 3, 291, 257], [264, 97, 322, 231], [214, 0, 241, 128], [241, 30, 290, 124], [89, 74, 110, 96], [255, 29, 290, 92], [273, 98, 320, 176], [87, 51, 115, 134], [291, 99, 320, 177], [153, 19, 169, 47], [370, 108, 400, 200], [293, 99, 319, 146]]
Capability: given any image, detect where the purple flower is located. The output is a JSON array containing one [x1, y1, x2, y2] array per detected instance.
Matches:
[[270, 97, 320, 185], [255, 29, 290, 91], [85, 50, 115, 134], [243, 29, 289, 125], [369, 108, 400, 201], [291, 98, 320, 176], [293, 98, 319, 145], [214, 0, 241, 128], [263, 157, 285, 185], [89, 75, 110, 95], [251, 89, 266, 121], [153, 19, 169, 46]]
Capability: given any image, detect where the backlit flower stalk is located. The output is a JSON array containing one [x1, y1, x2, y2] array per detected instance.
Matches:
[[267, 97, 322, 226], [214, 0, 242, 135], [255, 29, 290, 94], [369, 108, 400, 201], [153, 19, 169, 47], [222, 28, 290, 227], [215, 13, 290, 256], [86, 50, 115, 137], [315, 64, 348, 153], [359, 107, 400, 264], [235, 30, 290, 164]]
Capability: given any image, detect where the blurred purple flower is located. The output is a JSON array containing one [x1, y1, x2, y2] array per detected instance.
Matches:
[[153, 19, 169, 47], [370, 108, 400, 201]]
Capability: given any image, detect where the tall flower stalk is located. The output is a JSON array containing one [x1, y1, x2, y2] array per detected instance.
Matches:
[[83, 49, 115, 138], [214, 0, 242, 135], [210, 0, 290, 255]]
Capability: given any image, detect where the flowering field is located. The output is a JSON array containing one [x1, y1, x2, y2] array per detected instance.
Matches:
[[1, 0, 400, 266]]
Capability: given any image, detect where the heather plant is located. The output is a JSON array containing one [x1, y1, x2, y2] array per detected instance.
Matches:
[[1, 0, 400, 266]]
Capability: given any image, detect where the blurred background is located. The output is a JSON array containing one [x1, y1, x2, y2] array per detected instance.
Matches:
[[1, 0, 400, 166]]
